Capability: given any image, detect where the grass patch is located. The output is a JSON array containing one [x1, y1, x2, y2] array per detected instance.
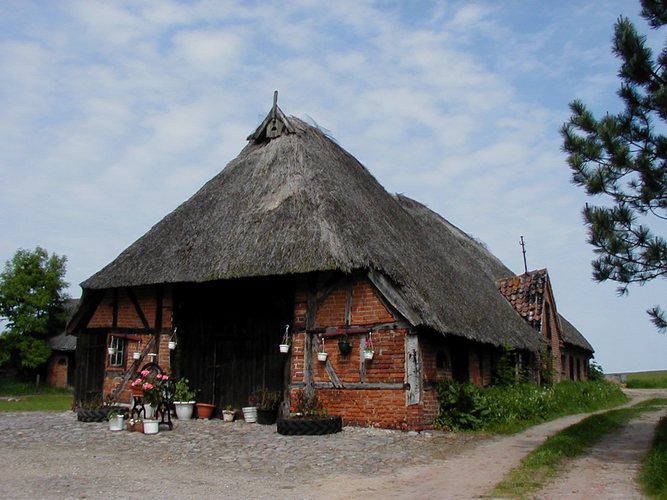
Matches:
[[626, 370, 667, 389], [491, 398, 667, 498], [639, 415, 667, 499], [0, 393, 74, 412], [0, 381, 74, 411]]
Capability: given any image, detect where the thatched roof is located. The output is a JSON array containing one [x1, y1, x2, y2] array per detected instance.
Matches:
[[79, 104, 588, 352]]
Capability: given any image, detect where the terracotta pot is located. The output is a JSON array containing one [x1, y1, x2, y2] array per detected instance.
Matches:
[[196, 403, 216, 419]]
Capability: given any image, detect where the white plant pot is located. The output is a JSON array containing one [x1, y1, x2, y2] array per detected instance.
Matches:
[[317, 352, 328, 362], [168, 341, 177, 350], [364, 350, 374, 360], [144, 403, 155, 419], [222, 410, 234, 422], [108, 415, 124, 431], [242, 406, 257, 423], [279, 344, 290, 353], [143, 419, 159, 434], [174, 401, 195, 420], [132, 352, 141, 360], [107, 347, 117, 355]]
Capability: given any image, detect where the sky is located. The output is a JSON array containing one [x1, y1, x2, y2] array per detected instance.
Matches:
[[1, 0, 666, 373]]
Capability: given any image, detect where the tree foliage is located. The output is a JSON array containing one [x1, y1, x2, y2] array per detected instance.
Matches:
[[561, 0, 667, 331], [0, 247, 69, 369]]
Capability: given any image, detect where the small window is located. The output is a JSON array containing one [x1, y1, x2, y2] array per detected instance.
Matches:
[[436, 350, 448, 369], [109, 336, 126, 367]]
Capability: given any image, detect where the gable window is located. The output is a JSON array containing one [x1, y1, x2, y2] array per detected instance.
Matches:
[[108, 335, 126, 368]]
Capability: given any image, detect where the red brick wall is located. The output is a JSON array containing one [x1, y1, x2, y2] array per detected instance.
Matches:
[[84, 285, 174, 403], [290, 275, 440, 430]]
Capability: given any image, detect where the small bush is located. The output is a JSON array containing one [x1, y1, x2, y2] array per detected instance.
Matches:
[[434, 381, 488, 430]]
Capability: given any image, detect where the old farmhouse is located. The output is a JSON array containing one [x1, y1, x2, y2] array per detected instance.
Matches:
[[68, 99, 593, 430]]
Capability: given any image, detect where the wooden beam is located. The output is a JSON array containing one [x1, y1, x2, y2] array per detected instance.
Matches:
[[125, 287, 150, 330], [368, 270, 420, 326]]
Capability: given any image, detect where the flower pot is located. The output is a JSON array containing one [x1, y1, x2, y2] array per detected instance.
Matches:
[[317, 352, 328, 362], [108, 414, 125, 431], [126, 420, 143, 432], [168, 341, 177, 350], [222, 410, 234, 422], [174, 401, 195, 420], [338, 340, 352, 356], [196, 403, 215, 419], [107, 347, 117, 355], [257, 408, 278, 425], [242, 406, 258, 423], [132, 351, 141, 360], [364, 350, 374, 360], [279, 343, 290, 353], [143, 419, 159, 434]]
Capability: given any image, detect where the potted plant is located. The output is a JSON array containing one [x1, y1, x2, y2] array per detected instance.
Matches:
[[317, 337, 328, 362], [242, 393, 258, 423], [126, 417, 143, 432], [222, 404, 235, 422], [131, 369, 168, 419], [254, 387, 281, 425], [143, 418, 159, 434], [279, 324, 291, 353], [107, 410, 125, 431], [195, 402, 216, 419], [277, 391, 342, 435], [338, 334, 352, 356], [173, 377, 197, 420]]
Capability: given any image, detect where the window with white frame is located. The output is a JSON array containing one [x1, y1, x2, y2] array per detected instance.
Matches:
[[109, 335, 126, 367]]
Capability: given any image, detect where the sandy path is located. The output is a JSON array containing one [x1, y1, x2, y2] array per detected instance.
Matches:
[[538, 405, 667, 500], [304, 389, 667, 499]]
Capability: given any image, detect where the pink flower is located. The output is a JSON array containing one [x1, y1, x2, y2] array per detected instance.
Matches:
[[161, 375, 169, 381], [131, 378, 142, 387], [141, 369, 150, 377], [143, 382, 154, 391]]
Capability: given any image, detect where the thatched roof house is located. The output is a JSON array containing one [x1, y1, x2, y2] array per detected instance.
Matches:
[[70, 98, 593, 428]]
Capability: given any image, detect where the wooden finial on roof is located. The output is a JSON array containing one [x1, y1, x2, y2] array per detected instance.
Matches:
[[247, 90, 293, 142]]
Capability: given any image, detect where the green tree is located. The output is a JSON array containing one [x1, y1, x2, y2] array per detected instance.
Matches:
[[561, 0, 667, 331], [0, 247, 69, 369]]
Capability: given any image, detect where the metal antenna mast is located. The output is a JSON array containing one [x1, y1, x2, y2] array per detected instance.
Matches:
[[520, 236, 528, 274]]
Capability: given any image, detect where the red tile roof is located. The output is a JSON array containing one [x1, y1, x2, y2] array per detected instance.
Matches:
[[496, 269, 548, 332]]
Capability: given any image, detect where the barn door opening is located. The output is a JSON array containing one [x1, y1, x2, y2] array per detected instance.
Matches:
[[175, 276, 294, 409]]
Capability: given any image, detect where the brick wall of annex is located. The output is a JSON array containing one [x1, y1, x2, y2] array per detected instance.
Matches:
[[290, 275, 436, 430]]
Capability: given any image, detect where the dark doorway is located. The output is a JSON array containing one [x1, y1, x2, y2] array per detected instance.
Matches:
[[174, 275, 294, 408], [449, 338, 469, 383], [74, 332, 107, 402]]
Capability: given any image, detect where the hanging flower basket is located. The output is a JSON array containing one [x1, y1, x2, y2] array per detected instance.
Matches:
[[133, 351, 141, 360], [338, 339, 352, 356], [107, 347, 117, 355], [279, 324, 290, 353], [317, 337, 327, 361], [168, 341, 177, 350], [364, 332, 374, 361]]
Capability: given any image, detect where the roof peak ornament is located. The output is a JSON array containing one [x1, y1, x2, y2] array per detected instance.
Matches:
[[247, 90, 294, 143]]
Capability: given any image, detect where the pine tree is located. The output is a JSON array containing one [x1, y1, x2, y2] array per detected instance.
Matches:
[[561, 0, 667, 331]]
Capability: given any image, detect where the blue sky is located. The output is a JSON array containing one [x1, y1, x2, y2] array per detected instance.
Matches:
[[1, 0, 665, 373]]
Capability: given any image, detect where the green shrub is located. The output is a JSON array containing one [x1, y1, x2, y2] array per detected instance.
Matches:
[[434, 381, 488, 430], [435, 379, 627, 434]]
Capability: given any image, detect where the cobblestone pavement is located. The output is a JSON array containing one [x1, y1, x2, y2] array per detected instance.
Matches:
[[0, 411, 485, 499]]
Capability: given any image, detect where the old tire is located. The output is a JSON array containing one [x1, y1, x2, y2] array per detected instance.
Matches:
[[76, 408, 111, 422], [276, 416, 342, 435]]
